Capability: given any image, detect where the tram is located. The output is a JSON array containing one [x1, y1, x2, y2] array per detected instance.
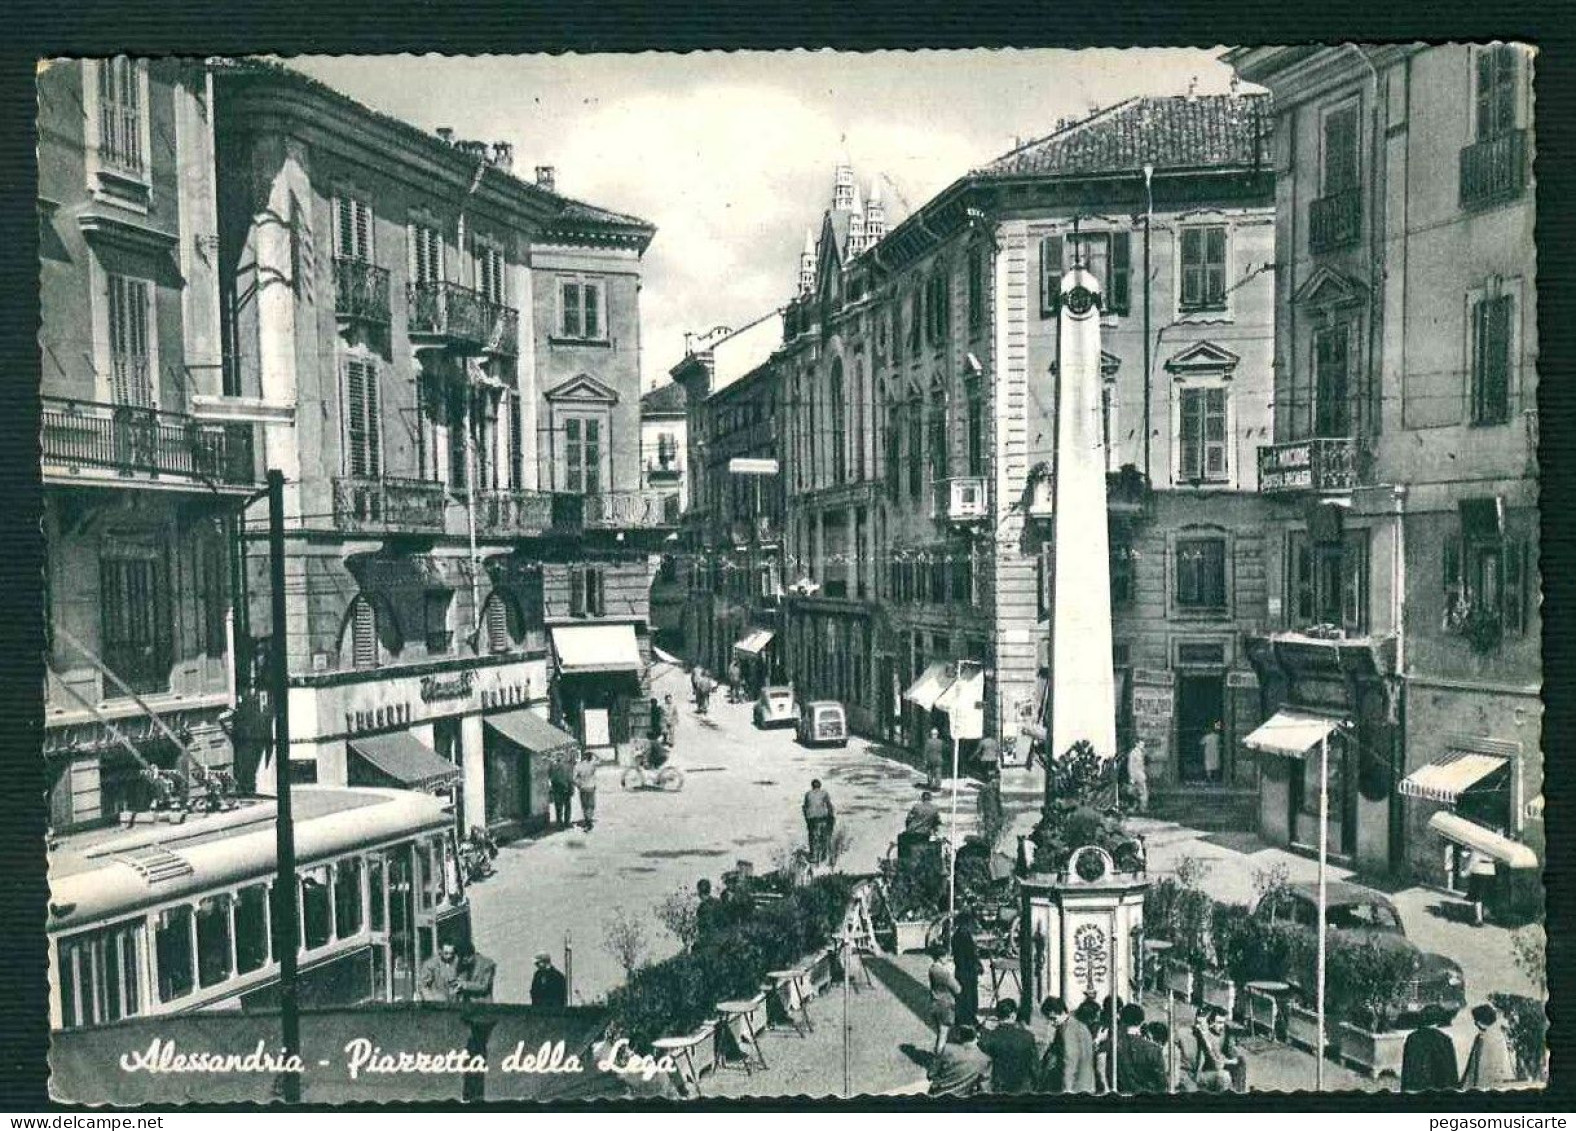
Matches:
[[47, 786, 470, 1030]]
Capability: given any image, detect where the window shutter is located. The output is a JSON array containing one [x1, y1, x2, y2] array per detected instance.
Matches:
[[585, 418, 602, 494], [1503, 537, 1527, 636], [1180, 228, 1202, 309], [355, 202, 371, 262], [1110, 232, 1131, 314], [569, 568, 586, 617], [1039, 235, 1064, 318], [1443, 533, 1464, 611], [584, 283, 601, 340], [486, 593, 508, 652], [352, 599, 377, 667], [1206, 227, 1227, 308], [562, 283, 580, 338], [588, 568, 605, 617], [1179, 388, 1202, 481], [1204, 388, 1228, 480]]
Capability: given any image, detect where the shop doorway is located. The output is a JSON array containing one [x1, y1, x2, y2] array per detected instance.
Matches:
[[1176, 673, 1225, 784], [1288, 731, 1349, 858], [433, 716, 463, 833]]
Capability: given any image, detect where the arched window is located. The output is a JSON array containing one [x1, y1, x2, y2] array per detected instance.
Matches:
[[852, 360, 866, 482], [928, 378, 950, 484], [906, 386, 924, 501], [481, 589, 526, 653], [829, 359, 847, 485], [340, 593, 402, 669]]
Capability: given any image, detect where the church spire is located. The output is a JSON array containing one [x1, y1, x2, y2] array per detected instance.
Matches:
[[864, 177, 886, 246], [798, 228, 818, 296], [848, 181, 867, 256]]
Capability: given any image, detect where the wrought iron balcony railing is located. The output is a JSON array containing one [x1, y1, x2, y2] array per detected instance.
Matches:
[[334, 257, 391, 324], [332, 476, 448, 534], [476, 488, 553, 536], [580, 489, 683, 530], [1460, 129, 1529, 211], [1257, 436, 1364, 495], [1308, 189, 1362, 254], [42, 396, 256, 487], [407, 281, 518, 355]]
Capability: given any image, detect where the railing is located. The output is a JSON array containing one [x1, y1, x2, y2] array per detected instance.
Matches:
[[407, 281, 518, 355], [42, 397, 256, 486], [475, 488, 553, 536], [581, 490, 683, 529], [332, 476, 448, 534], [1308, 189, 1361, 254], [1460, 129, 1529, 211], [930, 475, 989, 523], [1257, 436, 1362, 494], [334, 258, 391, 324]]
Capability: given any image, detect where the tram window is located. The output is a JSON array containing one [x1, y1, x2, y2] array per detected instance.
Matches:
[[155, 905, 196, 1003], [431, 836, 449, 903], [416, 842, 436, 912], [235, 884, 269, 974], [367, 855, 386, 932], [57, 921, 143, 1028], [301, 866, 333, 950], [195, 894, 234, 988], [335, 857, 364, 938]]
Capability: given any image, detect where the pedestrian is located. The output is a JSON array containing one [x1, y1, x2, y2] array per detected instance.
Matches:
[[728, 658, 743, 703], [927, 942, 962, 1058], [978, 998, 1039, 1094], [416, 940, 459, 1002], [1126, 735, 1149, 813], [1055, 999, 1100, 1095], [928, 1023, 992, 1097], [1036, 997, 1068, 1092], [904, 790, 942, 839], [1114, 1002, 1168, 1094], [1180, 1005, 1242, 1092], [801, 778, 835, 865], [1401, 1004, 1461, 1092], [694, 878, 722, 940], [951, 913, 982, 1028], [529, 951, 568, 1008], [1464, 847, 1498, 926], [454, 941, 496, 1004], [1461, 1002, 1516, 1089], [697, 670, 713, 715], [1201, 720, 1223, 783], [924, 726, 945, 791], [548, 753, 574, 829], [976, 735, 1003, 829], [690, 665, 703, 709], [661, 694, 677, 749], [573, 749, 599, 831]]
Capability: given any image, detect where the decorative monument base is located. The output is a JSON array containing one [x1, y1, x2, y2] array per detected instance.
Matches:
[[1019, 846, 1148, 1008]]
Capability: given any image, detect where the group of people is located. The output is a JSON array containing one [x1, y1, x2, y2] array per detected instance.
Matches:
[[546, 748, 604, 832], [415, 940, 498, 1004], [1401, 1002, 1518, 1091]]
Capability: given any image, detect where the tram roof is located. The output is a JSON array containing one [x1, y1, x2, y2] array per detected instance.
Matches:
[[48, 787, 453, 933]]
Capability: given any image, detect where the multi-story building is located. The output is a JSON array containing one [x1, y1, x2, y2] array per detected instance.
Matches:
[[670, 313, 786, 683], [778, 100, 1276, 798], [640, 381, 687, 503], [212, 61, 666, 841], [1227, 45, 1539, 884], [39, 57, 263, 830]]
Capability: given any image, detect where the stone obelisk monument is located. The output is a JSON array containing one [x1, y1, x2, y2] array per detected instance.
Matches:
[[1046, 266, 1117, 770]]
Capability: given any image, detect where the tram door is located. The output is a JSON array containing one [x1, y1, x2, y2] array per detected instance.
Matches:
[[385, 847, 417, 1001]]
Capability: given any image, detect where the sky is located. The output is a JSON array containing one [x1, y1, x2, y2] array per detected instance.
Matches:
[[288, 49, 1243, 392]]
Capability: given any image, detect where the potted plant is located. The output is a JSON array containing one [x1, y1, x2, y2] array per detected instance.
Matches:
[[878, 843, 948, 952], [1328, 934, 1422, 1079]]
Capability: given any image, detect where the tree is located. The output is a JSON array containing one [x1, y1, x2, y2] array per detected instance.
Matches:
[[603, 907, 651, 979], [654, 886, 700, 950]]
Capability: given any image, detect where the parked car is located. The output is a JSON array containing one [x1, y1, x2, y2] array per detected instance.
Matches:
[[1253, 881, 1467, 1023], [796, 700, 848, 748], [753, 685, 799, 730]]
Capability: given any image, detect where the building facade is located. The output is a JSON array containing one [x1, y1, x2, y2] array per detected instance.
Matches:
[[1228, 45, 1539, 885], [778, 101, 1276, 796], [212, 62, 667, 841], [39, 57, 262, 830]]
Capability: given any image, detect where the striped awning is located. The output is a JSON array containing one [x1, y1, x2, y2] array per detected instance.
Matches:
[[1242, 710, 1343, 759], [1427, 810, 1538, 869], [733, 629, 774, 657], [1398, 751, 1508, 804], [904, 662, 954, 711]]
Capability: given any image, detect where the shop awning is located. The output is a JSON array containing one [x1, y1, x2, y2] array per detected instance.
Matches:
[[1398, 751, 1509, 804], [734, 629, 775, 657], [551, 623, 642, 674], [935, 667, 985, 741], [1242, 709, 1344, 759], [348, 732, 460, 792], [1427, 810, 1539, 869], [485, 709, 579, 757], [904, 662, 955, 711]]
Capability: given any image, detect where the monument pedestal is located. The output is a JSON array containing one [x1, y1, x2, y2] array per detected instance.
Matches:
[[1019, 846, 1148, 1008]]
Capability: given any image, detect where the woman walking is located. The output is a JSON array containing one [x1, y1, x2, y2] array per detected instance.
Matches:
[[927, 942, 963, 1059]]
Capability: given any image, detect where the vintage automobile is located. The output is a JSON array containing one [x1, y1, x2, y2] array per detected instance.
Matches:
[[796, 700, 848, 748], [1253, 881, 1467, 1024], [753, 685, 799, 730]]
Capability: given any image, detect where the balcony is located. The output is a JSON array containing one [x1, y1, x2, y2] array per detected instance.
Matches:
[[407, 281, 518, 356], [581, 489, 683, 530], [1257, 437, 1364, 495], [334, 258, 391, 325], [646, 458, 683, 486], [476, 489, 553, 537], [1460, 129, 1529, 211], [930, 476, 989, 524], [332, 476, 447, 535], [42, 397, 256, 491], [1308, 189, 1361, 254]]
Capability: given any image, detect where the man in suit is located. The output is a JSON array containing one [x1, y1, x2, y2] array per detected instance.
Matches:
[[529, 951, 568, 1008], [1051, 998, 1099, 1095], [928, 1024, 992, 1097], [978, 998, 1039, 1094], [1402, 1004, 1461, 1091], [951, 914, 983, 1028], [1113, 1002, 1168, 1094], [416, 940, 459, 1003], [454, 941, 496, 1004]]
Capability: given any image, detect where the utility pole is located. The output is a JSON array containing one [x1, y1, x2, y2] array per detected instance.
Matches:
[[267, 468, 301, 1103], [1315, 728, 1329, 1092], [1142, 165, 1154, 484]]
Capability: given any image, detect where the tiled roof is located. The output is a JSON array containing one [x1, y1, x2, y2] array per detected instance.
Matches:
[[981, 93, 1271, 180], [640, 381, 688, 415]]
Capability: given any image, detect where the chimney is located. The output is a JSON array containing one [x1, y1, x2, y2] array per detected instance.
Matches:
[[535, 165, 557, 193], [491, 142, 514, 171], [436, 127, 455, 145]]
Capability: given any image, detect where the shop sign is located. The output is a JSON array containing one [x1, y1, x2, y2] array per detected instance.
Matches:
[[421, 670, 475, 703]]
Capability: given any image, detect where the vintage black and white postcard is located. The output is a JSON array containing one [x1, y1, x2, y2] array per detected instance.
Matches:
[[36, 44, 1545, 1104]]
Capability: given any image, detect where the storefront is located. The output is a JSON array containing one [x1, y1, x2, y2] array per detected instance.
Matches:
[[732, 628, 775, 695], [549, 622, 646, 761], [480, 708, 579, 838]]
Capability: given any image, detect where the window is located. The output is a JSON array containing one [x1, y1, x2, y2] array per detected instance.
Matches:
[[1322, 103, 1360, 196], [349, 596, 377, 669], [907, 292, 922, 353], [966, 378, 985, 476], [234, 884, 270, 975], [1471, 292, 1513, 425], [1180, 227, 1227, 312], [570, 565, 606, 618], [928, 385, 949, 483], [1444, 524, 1531, 645], [563, 416, 602, 495], [1178, 387, 1228, 484], [1476, 45, 1520, 141], [475, 242, 505, 304], [334, 857, 364, 939], [508, 391, 524, 489], [885, 398, 903, 501], [424, 590, 453, 654], [1288, 529, 1370, 634], [96, 58, 144, 176], [1313, 322, 1354, 437], [344, 359, 382, 479], [926, 271, 949, 346], [559, 279, 604, 340], [195, 894, 233, 989], [101, 546, 169, 696], [907, 392, 924, 501], [196, 534, 228, 658], [107, 273, 153, 407], [967, 247, 986, 332], [300, 865, 333, 950], [1039, 234, 1064, 318], [656, 431, 677, 469], [1062, 232, 1131, 314], [951, 552, 973, 604], [1174, 536, 1227, 611], [336, 196, 373, 262], [367, 857, 386, 933], [409, 222, 444, 285], [155, 905, 195, 1003], [57, 920, 143, 1029], [830, 363, 847, 484]]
